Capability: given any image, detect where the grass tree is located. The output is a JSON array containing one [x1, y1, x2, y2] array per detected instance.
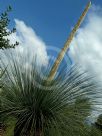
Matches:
[[1, 1, 101, 136], [95, 114, 102, 130], [0, 54, 101, 136]]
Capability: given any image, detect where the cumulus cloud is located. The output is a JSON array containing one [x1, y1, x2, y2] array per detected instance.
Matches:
[[8, 19, 49, 67], [68, 5, 102, 119], [69, 5, 102, 81]]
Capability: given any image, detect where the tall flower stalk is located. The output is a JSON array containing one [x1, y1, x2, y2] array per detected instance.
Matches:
[[47, 1, 91, 81]]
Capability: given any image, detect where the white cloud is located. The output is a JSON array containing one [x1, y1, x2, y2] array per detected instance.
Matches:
[[68, 5, 102, 118], [69, 5, 102, 82], [8, 19, 49, 67]]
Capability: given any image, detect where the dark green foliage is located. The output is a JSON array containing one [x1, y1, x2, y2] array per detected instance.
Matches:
[[87, 125, 102, 136], [83, 126, 102, 136], [0, 54, 101, 136], [81, 115, 102, 136], [3, 117, 16, 136], [0, 6, 19, 49], [95, 114, 102, 131]]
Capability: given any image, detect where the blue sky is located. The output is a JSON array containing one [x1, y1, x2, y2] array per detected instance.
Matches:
[[0, 0, 102, 49], [1, 0, 102, 72]]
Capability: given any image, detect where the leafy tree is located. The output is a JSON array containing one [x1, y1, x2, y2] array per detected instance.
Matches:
[[0, 6, 19, 77], [0, 6, 19, 49]]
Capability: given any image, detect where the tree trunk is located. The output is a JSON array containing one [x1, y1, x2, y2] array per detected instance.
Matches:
[[35, 129, 42, 136], [0, 123, 5, 136]]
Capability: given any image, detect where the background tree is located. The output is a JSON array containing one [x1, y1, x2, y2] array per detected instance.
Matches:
[[0, 6, 19, 49], [0, 5, 19, 77]]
